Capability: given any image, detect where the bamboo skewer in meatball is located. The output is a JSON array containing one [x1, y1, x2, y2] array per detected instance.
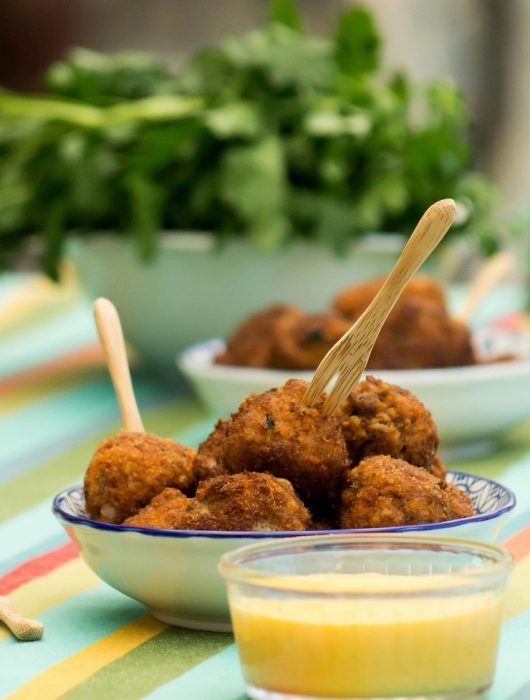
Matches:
[[84, 299, 196, 523]]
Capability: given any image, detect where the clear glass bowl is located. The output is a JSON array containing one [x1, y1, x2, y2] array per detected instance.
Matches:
[[219, 534, 513, 700]]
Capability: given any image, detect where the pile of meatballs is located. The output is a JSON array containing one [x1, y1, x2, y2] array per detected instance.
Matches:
[[84, 376, 474, 532], [216, 276, 476, 371]]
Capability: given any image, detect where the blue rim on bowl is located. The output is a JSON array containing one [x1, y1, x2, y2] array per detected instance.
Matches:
[[53, 471, 516, 539]]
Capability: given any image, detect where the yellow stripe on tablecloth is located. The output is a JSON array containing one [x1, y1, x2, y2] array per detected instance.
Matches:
[[504, 552, 530, 621], [8, 614, 166, 700], [0, 558, 99, 642]]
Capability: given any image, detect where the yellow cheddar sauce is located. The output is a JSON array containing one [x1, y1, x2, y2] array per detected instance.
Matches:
[[231, 573, 503, 698]]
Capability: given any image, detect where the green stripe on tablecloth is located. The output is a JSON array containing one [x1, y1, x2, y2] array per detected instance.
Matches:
[[60, 628, 232, 700], [0, 587, 145, 696], [0, 305, 97, 379], [0, 398, 207, 523]]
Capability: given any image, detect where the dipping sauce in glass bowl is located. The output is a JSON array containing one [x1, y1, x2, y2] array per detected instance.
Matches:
[[219, 535, 513, 700]]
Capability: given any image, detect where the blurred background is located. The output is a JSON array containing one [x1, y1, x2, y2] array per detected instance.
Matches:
[[1, 0, 528, 213]]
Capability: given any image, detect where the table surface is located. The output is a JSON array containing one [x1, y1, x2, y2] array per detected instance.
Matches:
[[1, 271, 530, 700]]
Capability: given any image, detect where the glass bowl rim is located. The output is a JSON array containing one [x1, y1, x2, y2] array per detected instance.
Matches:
[[218, 533, 514, 596]]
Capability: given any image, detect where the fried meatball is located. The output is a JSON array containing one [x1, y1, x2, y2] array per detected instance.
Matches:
[[193, 419, 230, 485], [430, 455, 447, 482], [171, 472, 311, 531], [215, 304, 303, 368], [268, 313, 350, 370], [220, 379, 350, 506], [340, 456, 474, 528], [367, 298, 475, 370], [84, 431, 196, 523], [123, 488, 188, 529], [333, 275, 446, 320], [338, 376, 439, 470], [333, 276, 475, 369]]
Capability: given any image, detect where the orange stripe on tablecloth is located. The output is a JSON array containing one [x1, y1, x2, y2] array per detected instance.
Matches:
[[0, 343, 104, 394], [0, 542, 77, 596], [502, 524, 530, 563]]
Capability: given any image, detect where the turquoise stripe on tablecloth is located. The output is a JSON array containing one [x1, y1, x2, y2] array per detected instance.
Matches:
[[0, 532, 67, 577], [0, 376, 175, 484], [145, 645, 244, 700], [0, 304, 97, 378], [0, 500, 67, 567], [0, 587, 145, 695]]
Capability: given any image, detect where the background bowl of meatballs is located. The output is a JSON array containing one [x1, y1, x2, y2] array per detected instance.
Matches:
[[179, 276, 530, 455], [54, 377, 515, 632]]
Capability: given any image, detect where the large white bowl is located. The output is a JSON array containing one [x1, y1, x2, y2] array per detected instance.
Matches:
[[53, 474, 515, 632], [178, 332, 530, 458]]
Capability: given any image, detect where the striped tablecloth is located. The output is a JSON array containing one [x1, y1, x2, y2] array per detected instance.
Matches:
[[1, 271, 530, 700]]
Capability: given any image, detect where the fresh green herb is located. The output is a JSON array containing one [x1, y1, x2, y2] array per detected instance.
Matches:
[[264, 414, 275, 430], [0, 1, 496, 277]]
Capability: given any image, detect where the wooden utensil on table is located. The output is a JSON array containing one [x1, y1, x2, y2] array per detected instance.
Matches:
[[0, 595, 43, 641], [457, 251, 516, 324], [303, 199, 456, 415], [93, 298, 145, 433]]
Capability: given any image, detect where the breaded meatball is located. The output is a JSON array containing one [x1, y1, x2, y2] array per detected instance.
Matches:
[[220, 379, 350, 505], [333, 275, 446, 320], [367, 298, 475, 370], [430, 455, 447, 482], [171, 472, 311, 531], [338, 376, 439, 470], [215, 304, 303, 368], [268, 313, 350, 370], [340, 456, 474, 528], [123, 488, 188, 529], [333, 276, 475, 369], [84, 431, 196, 523], [193, 419, 230, 485]]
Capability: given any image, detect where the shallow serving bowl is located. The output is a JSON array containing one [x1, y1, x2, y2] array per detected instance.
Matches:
[[179, 330, 530, 459], [53, 473, 515, 632]]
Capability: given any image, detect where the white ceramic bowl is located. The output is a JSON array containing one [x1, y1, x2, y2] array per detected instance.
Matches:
[[53, 474, 515, 632], [178, 331, 530, 459]]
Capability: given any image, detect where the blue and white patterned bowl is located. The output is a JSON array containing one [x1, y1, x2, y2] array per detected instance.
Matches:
[[53, 472, 515, 632]]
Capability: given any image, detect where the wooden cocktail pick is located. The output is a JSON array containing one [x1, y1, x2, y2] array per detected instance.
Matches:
[[93, 298, 145, 432], [0, 595, 44, 641], [303, 199, 456, 415], [458, 250, 516, 324]]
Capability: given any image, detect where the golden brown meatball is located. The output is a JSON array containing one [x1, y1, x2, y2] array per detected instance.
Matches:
[[172, 472, 311, 531], [268, 313, 350, 370], [84, 431, 196, 523], [340, 456, 474, 528], [220, 379, 350, 506], [193, 419, 230, 485], [337, 376, 439, 470], [123, 488, 188, 529], [430, 455, 447, 482], [333, 275, 446, 320], [367, 298, 475, 370], [215, 304, 303, 368], [333, 276, 475, 369]]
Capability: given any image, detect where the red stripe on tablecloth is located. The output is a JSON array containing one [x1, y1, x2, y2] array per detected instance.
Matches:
[[0, 542, 78, 595], [0, 343, 104, 394], [502, 524, 530, 562]]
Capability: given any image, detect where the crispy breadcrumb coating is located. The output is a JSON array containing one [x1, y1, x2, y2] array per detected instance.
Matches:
[[340, 455, 474, 528], [123, 488, 188, 528], [84, 431, 196, 523], [193, 419, 229, 485], [172, 472, 310, 531], [338, 376, 439, 470], [220, 379, 350, 505]]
